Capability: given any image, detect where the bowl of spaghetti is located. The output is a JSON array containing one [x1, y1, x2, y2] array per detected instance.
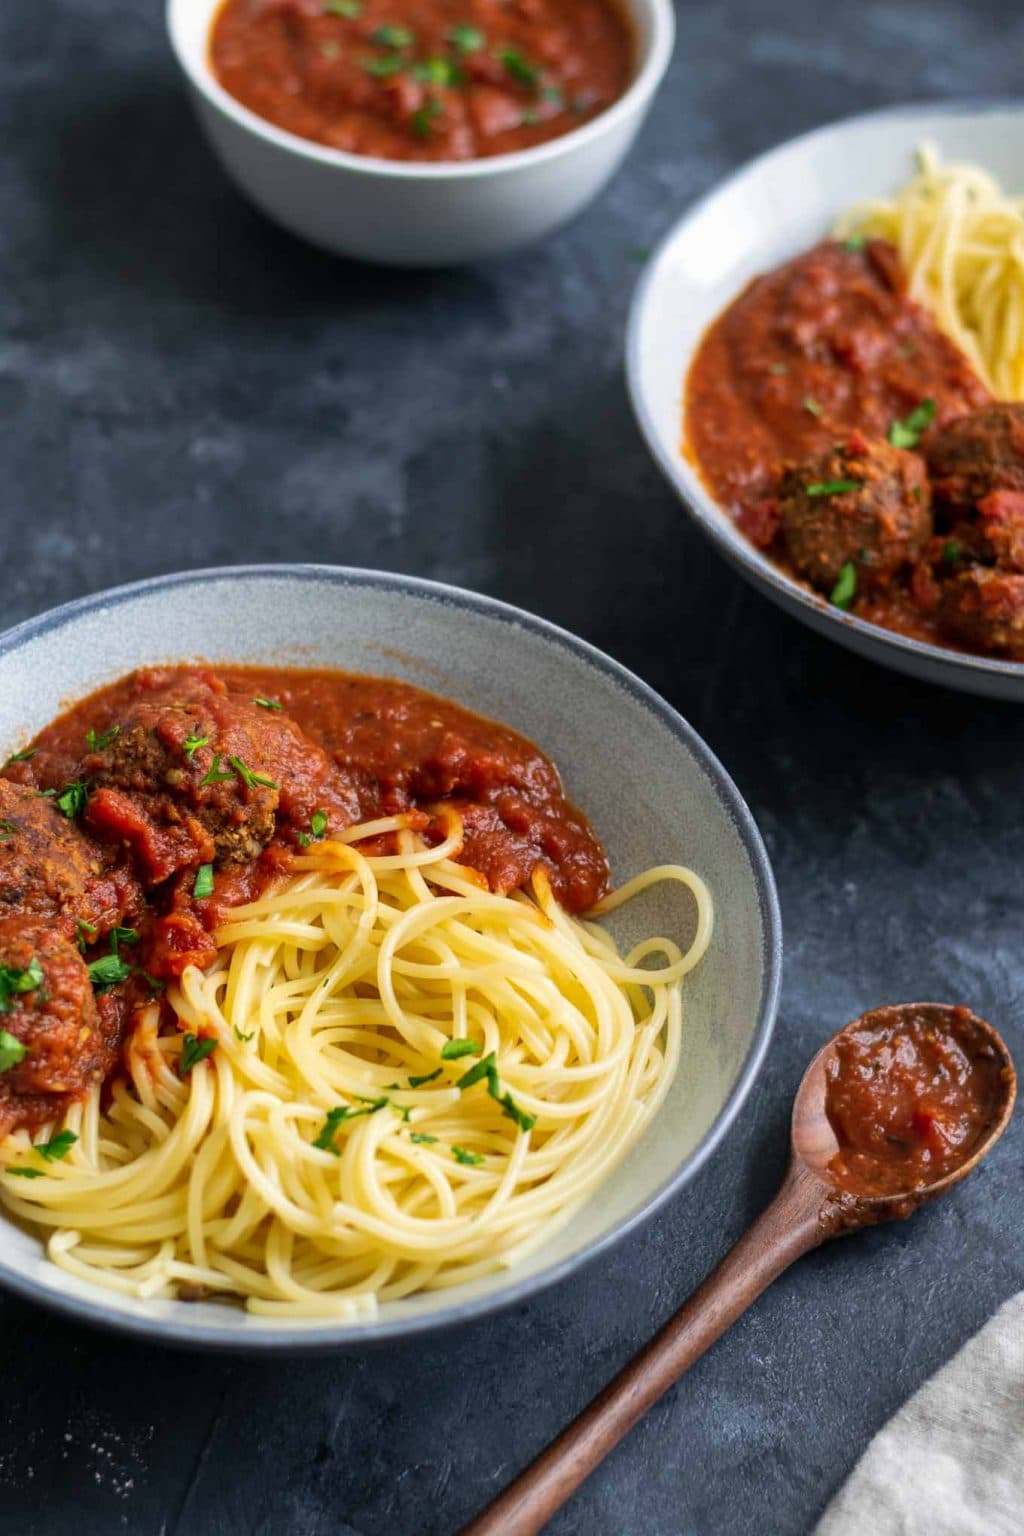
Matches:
[[0, 566, 779, 1348], [629, 102, 1024, 698]]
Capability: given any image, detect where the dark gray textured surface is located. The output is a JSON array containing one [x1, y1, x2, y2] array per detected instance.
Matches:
[[1, 1, 1022, 1532]]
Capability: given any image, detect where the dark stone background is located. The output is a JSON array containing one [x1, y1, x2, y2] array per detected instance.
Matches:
[[1, 1, 1022, 1532]]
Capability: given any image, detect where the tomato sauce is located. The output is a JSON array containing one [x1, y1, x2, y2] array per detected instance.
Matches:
[[685, 240, 992, 649], [209, 0, 633, 162], [0, 666, 610, 1135], [824, 1005, 1008, 1199]]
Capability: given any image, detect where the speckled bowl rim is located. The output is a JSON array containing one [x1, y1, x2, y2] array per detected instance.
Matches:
[[165, 0, 675, 183], [626, 98, 1024, 691], [0, 565, 780, 1352]]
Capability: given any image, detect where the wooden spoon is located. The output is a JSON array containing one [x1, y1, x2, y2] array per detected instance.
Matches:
[[459, 1003, 1016, 1536]]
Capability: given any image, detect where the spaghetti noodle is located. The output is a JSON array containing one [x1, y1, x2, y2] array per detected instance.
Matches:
[[835, 145, 1024, 399], [0, 814, 711, 1318]]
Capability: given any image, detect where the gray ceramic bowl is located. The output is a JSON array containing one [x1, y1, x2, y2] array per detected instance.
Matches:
[[0, 566, 779, 1350], [627, 102, 1024, 700]]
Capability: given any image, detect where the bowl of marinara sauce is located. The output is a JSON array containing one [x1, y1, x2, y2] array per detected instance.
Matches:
[[166, 0, 674, 266]]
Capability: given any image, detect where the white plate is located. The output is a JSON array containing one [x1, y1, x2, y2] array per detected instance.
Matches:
[[627, 102, 1024, 700]]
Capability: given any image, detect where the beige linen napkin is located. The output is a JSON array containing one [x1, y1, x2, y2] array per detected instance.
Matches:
[[816, 1292, 1024, 1536]]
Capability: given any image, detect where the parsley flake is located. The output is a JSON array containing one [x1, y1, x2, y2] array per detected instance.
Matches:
[[448, 24, 484, 52], [39, 1129, 77, 1162], [0, 1029, 28, 1071], [830, 561, 858, 610], [371, 22, 415, 46], [313, 1097, 388, 1153], [75, 918, 98, 953], [451, 1145, 484, 1166], [888, 398, 937, 450], [3, 748, 37, 767], [0, 958, 43, 1017], [180, 1034, 218, 1076], [253, 696, 283, 711], [411, 97, 443, 138], [440, 1038, 482, 1061], [193, 864, 215, 900], [87, 953, 133, 993], [497, 46, 540, 87], [324, 0, 362, 14], [228, 756, 278, 791], [6, 1166, 44, 1179], [805, 480, 862, 497], [183, 734, 210, 759], [86, 726, 120, 752], [410, 1132, 438, 1145], [56, 781, 89, 820], [802, 397, 823, 418], [408, 1067, 443, 1087], [199, 753, 235, 786], [455, 1051, 498, 1091]]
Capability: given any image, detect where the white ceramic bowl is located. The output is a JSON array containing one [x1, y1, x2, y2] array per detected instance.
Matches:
[[628, 102, 1024, 701], [0, 566, 779, 1350], [166, 0, 674, 266]]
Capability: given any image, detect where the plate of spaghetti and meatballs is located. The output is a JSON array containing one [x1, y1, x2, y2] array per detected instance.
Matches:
[[0, 566, 779, 1347], [628, 103, 1024, 698]]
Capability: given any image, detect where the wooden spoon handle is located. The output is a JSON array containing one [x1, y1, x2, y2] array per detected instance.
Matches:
[[458, 1164, 831, 1536]]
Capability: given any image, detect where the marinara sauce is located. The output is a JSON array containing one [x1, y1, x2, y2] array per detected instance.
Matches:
[[209, 0, 633, 162], [824, 1004, 1008, 1199]]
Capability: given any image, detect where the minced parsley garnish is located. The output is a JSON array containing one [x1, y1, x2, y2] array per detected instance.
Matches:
[[6, 1166, 44, 1178], [228, 756, 278, 791], [0, 820, 14, 842], [410, 1132, 438, 1145], [193, 864, 215, 900], [0, 1029, 28, 1071], [843, 235, 867, 252], [179, 1035, 218, 1077], [769, 362, 789, 375], [448, 24, 484, 52], [75, 918, 98, 953], [888, 398, 936, 450], [497, 46, 540, 86], [233, 1025, 255, 1044], [86, 725, 120, 752], [455, 1051, 537, 1131], [802, 397, 823, 417], [451, 1145, 484, 1166], [408, 1067, 442, 1087], [805, 480, 862, 497], [830, 562, 858, 610], [440, 1038, 482, 1061], [298, 809, 329, 848], [3, 748, 37, 767], [942, 539, 963, 564], [371, 23, 415, 46], [56, 780, 89, 819], [0, 957, 43, 1017], [183, 733, 210, 759], [87, 953, 134, 992], [413, 57, 461, 86], [324, 0, 362, 14], [199, 753, 235, 786], [253, 696, 282, 711], [364, 53, 406, 75], [411, 98, 443, 138], [110, 926, 139, 952], [313, 1098, 388, 1153], [455, 1051, 497, 1090], [39, 1130, 77, 1162]]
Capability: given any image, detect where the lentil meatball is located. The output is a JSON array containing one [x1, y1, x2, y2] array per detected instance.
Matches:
[[82, 671, 360, 886], [926, 404, 1024, 508], [936, 568, 1024, 659], [0, 778, 137, 937], [780, 435, 932, 592], [0, 916, 104, 1127]]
